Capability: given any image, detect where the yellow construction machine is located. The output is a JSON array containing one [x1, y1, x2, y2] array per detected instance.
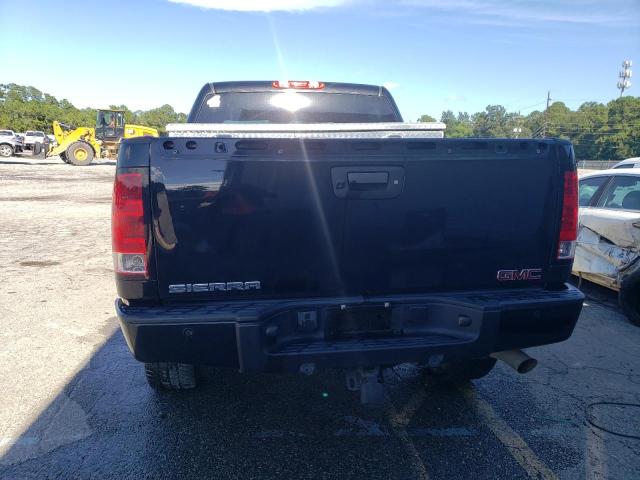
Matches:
[[48, 109, 159, 165]]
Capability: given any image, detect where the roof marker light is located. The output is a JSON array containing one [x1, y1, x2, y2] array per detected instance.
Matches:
[[272, 80, 325, 89]]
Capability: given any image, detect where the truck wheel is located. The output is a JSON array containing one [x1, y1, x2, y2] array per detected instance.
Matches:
[[60, 152, 69, 163], [66, 142, 94, 166], [619, 266, 640, 326], [426, 357, 497, 384], [0, 144, 14, 158], [144, 362, 197, 391]]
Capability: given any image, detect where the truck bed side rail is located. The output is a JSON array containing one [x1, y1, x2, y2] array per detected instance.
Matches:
[[165, 122, 446, 139]]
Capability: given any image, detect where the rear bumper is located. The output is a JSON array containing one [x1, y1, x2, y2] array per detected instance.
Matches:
[[116, 285, 584, 373]]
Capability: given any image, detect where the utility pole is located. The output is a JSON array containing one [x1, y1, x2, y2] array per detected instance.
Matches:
[[512, 111, 523, 139], [618, 60, 633, 97], [542, 91, 551, 137]]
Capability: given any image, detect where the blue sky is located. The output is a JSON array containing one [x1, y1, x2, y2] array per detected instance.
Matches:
[[1, 0, 638, 121]]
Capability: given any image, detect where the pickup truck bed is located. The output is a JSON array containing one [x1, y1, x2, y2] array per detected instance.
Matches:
[[114, 136, 583, 374]]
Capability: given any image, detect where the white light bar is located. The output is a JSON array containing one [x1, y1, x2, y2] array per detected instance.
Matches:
[[166, 122, 446, 139]]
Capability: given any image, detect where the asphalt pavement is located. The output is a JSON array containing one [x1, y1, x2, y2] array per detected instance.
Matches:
[[0, 155, 638, 479]]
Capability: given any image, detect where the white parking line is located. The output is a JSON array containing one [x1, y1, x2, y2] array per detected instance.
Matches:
[[585, 426, 608, 479]]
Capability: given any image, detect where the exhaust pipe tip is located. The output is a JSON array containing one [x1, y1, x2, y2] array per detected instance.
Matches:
[[516, 357, 538, 374], [491, 350, 538, 374]]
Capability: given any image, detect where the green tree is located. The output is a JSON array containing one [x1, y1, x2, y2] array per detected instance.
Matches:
[[440, 110, 473, 137], [136, 104, 187, 133], [417, 114, 437, 123], [543, 101, 574, 140], [597, 96, 640, 159], [524, 110, 545, 138], [570, 102, 609, 160], [471, 105, 519, 137], [419, 97, 638, 158], [2, 82, 638, 159], [0, 83, 186, 134]]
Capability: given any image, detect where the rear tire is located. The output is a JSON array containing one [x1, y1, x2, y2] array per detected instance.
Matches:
[[619, 266, 640, 326], [144, 362, 197, 391], [60, 152, 69, 163], [0, 144, 14, 158], [426, 357, 497, 384], [66, 142, 94, 166]]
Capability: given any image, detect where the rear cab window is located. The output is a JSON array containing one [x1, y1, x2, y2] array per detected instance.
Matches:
[[196, 92, 400, 124], [596, 176, 640, 211]]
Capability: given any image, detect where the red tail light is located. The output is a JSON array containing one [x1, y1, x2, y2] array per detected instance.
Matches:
[[272, 80, 325, 89], [557, 170, 578, 260], [112, 172, 147, 276]]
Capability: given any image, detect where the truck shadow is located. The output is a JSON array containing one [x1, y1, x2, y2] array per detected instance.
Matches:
[[0, 329, 581, 479]]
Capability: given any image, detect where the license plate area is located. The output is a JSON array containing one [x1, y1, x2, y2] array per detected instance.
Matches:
[[325, 305, 393, 339]]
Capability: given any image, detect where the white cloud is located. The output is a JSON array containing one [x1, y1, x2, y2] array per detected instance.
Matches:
[[168, 0, 348, 12], [401, 0, 633, 26], [383, 81, 400, 90]]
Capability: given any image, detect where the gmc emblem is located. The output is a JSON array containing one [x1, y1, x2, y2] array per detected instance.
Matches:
[[496, 268, 542, 281]]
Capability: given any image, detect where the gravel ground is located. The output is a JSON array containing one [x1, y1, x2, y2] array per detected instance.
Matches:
[[0, 155, 639, 479]]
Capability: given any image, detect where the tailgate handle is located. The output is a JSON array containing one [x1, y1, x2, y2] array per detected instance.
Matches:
[[331, 166, 404, 199], [347, 171, 389, 188]]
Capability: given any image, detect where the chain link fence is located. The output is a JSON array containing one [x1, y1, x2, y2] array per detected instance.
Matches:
[[577, 160, 619, 170]]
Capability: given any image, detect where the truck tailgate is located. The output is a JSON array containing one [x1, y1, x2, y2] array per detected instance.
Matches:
[[149, 139, 562, 301]]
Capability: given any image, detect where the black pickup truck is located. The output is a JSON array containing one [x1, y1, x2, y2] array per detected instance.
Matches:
[[113, 81, 583, 402]]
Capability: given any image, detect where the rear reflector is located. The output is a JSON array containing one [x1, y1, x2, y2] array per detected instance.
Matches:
[[112, 172, 146, 276], [272, 80, 325, 89], [557, 170, 578, 260]]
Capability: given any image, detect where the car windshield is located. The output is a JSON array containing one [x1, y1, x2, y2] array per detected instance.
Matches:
[[0, 130, 12, 136]]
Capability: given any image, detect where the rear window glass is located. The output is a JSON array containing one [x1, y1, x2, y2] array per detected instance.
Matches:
[[195, 92, 399, 123], [0, 130, 12, 136], [25, 131, 44, 136], [578, 176, 608, 206], [597, 176, 640, 211]]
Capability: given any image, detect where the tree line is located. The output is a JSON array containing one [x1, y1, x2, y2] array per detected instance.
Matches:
[[419, 95, 640, 160], [0, 84, 186, 135], [1, 83, 638, 160]]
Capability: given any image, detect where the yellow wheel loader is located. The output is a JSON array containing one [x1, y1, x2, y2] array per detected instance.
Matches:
[[48, 109, 159, 166]]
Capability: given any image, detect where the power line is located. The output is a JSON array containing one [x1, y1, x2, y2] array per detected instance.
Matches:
[[512, 100, 548, 112], [570, 144, 640, 149], [548, 129, 633, 135], [548, 131, 637, 136], [546, 125, 639, 131]]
